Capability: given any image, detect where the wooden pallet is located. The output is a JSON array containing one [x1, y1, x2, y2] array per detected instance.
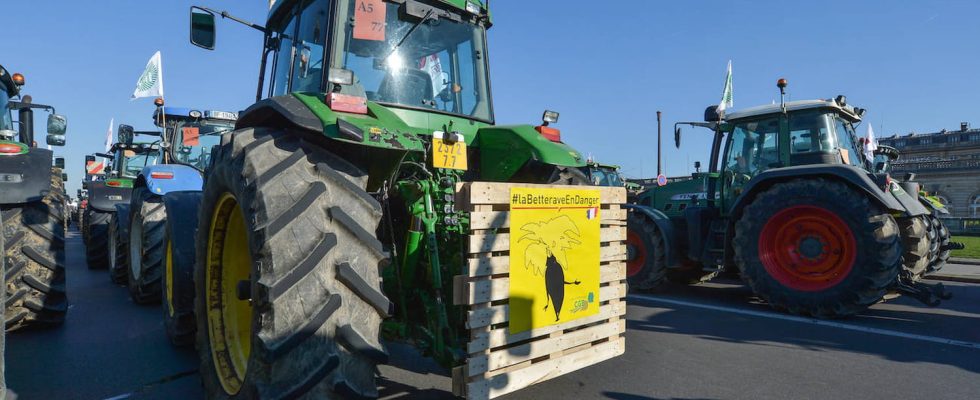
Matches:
[[452, 182, 628, 399]]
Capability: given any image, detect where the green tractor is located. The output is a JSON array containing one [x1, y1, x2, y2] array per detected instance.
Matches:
[[1, 65, 69, 330], [870, 144, 963, 275], [627, 79, 949, 317], [187, 0, 590, 397], [579, 160, 642, 191], [80, 131, 160, 275]]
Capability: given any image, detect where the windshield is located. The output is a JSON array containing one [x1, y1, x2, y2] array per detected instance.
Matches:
[[333, 0, 493, 121], [119, 150, 159, 179], [170, 119, 235, 170], [0, 87, 13, 132], [587, 166, 624, 187]]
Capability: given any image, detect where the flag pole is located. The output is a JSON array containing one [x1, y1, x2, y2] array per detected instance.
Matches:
[[155, 97, 168, 163]]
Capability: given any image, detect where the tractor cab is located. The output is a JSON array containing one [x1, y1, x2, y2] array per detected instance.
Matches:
[[109, 142, 160, 180], [668, 93, 870, 213], [153, 107, 237, 171]]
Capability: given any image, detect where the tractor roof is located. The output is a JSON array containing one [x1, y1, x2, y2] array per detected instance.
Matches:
[[725, 99, 863, 122], [269, 0, 490, 25], [152, 107, 238, 124]]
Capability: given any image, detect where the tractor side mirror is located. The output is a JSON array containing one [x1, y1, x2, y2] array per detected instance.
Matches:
[[46, 134, 66, 146], [54, 157, 65, 169], [62, 173, 68, 181], [674, 126, 682, 148], [190, 7, 217, 50], [47, 114, 67, 135], [118, 124, 135, 145]]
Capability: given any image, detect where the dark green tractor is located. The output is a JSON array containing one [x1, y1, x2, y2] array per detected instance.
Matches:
[[1, 65, 69, 331], [83, 137, 161, 272], [187, 1, 589, 397], [627, 79, 949, 317]]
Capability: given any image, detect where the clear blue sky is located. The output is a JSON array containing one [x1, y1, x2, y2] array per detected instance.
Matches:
[[6, 0, 979, 196]]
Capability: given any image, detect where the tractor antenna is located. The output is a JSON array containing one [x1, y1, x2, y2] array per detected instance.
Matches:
[[656, 110, 662, 176], [777, 78, 788, 114]]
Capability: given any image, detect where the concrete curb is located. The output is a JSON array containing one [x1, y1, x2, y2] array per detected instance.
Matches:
[[949, 257, 980, 266]]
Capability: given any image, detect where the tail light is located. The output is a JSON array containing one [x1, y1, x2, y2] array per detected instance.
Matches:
[[0, 143, 24, 154], [535, 125, 561, 142], [150, 171, 174, 179], [326, 93, 368, 114]]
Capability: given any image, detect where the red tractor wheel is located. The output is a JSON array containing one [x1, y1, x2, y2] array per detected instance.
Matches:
[[626, 212, 666, 291], [734, 179, 902, 318]]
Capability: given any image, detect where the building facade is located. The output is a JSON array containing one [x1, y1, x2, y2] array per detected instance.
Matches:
[[878, 122, 980, 217]]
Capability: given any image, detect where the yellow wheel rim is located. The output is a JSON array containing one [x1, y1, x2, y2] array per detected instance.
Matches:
[[206, 193, 253, 395], [165, 238, 175, 317]]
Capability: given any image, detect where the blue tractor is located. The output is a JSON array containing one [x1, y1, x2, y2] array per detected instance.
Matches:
[[114, 106, 236, 343]]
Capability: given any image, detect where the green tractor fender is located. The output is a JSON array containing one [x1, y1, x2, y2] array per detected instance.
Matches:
[[237, 94, 425, 191], [730, 164, 928, 218], [476, 125, 586, 181], [623, 204, 679, 267]]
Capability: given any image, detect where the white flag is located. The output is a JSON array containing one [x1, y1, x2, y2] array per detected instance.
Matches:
[[718, 60, 734, 112], [863, 123, 878, 162], [132, 51, 164, 99], [104, 118, 114, 153]]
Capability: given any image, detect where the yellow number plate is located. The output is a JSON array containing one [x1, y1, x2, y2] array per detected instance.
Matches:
[[432, 138, 467, 170]]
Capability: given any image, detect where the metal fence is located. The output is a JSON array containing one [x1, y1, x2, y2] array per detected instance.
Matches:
[[939, 217, 980, 236]]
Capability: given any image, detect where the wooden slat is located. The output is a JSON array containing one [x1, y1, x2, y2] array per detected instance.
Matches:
[[468, 319, 626, 376], [457, 263, 625, 305], [466, 244, 626, 277], [467, 289, 626, 353], [466, 337, 626, 399], [469, 208, 627, 231], [460, 182, 627, 205], [468, 226, 627, 254]]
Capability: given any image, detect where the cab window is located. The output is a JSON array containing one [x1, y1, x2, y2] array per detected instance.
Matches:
[[270, 15, 297, 96], [291, 0, 329, 93], [724, 116, 779, 196]]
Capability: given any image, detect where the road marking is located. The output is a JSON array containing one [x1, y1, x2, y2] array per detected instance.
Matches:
[[628, 294, 980, 350]]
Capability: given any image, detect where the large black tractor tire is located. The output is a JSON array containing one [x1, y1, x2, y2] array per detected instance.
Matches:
[[548, 166, 590, 186], [108, 213, 129, 284], [81, 207, 91, 244], [926, 214, 951, 274], [734, 179, 902, 318], [195, 128, 390, 399], [898, 216, 931, 281], [161, 192, 201, 347], [84, 209, 111, 269], [626, 212, 667, 291], [3, 174, 68, 331], [128, 187, 166, 304]]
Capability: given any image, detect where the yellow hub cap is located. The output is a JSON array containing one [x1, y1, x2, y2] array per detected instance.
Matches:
[[206, 193, 253, 395]]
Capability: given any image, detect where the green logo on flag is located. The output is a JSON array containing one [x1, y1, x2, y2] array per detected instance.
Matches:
[[137, 63, 158, 92]]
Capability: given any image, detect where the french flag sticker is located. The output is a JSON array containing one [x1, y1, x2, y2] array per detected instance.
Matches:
[[586, 207, 598, 220]]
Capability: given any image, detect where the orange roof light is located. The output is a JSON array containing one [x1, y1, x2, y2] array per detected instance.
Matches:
[[11, 73, 24, 86], [776, 78, 788, 89], [154, 97, 165, 106]]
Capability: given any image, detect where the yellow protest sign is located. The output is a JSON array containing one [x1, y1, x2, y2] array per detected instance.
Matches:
[[509, 187, 601, 334]]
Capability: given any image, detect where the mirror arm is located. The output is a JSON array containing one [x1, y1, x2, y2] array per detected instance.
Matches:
[[8, 101, 55, 113], [197, 6, 267, 33]]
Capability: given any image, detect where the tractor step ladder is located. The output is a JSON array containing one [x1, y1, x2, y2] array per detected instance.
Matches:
[[702, 220, 728, 266]]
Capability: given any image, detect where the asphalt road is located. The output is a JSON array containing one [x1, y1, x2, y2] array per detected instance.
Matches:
[[6, 228, 980, 399]]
